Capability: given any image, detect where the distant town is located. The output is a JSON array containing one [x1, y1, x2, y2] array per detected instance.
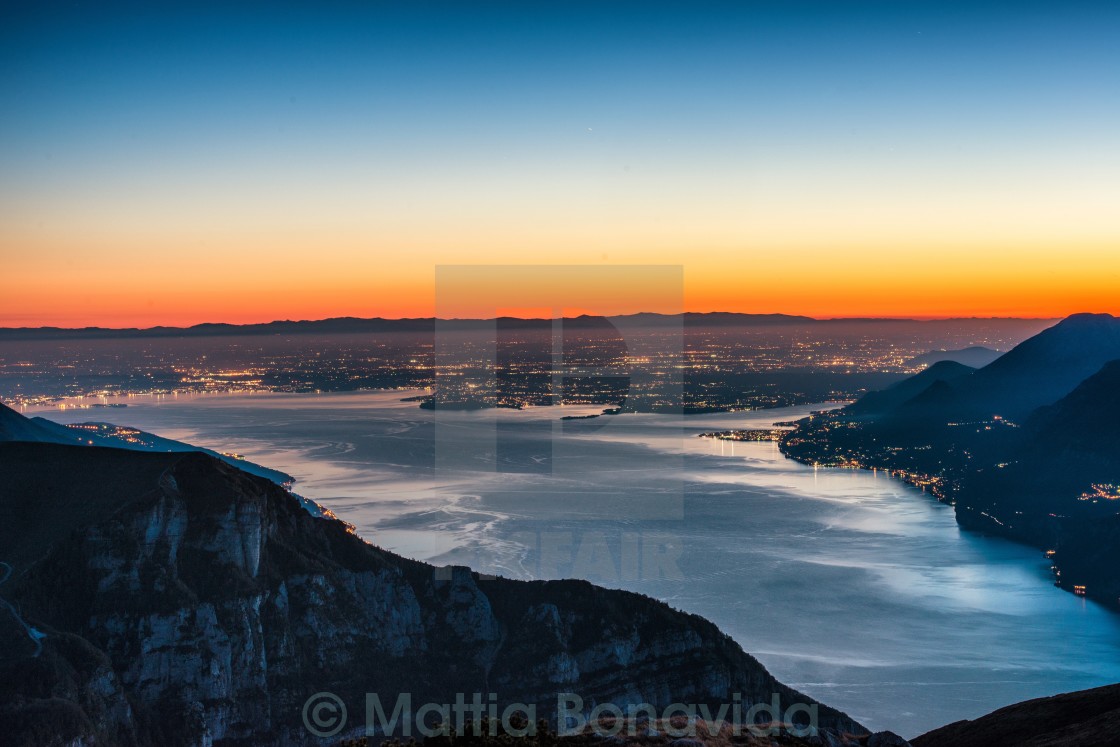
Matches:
[[0, 316, 1052, 413]]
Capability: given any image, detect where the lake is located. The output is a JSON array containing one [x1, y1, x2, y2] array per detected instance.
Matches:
[[32, 390, 1120, 738]]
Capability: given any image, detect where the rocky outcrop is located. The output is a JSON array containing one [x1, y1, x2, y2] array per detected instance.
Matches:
[[0, 442, 864, 746]]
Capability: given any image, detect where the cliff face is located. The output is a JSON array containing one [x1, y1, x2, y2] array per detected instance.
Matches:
[[0, 442, 864, 746]]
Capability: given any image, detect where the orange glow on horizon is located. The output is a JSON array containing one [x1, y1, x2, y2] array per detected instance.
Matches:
[[3, 217, 1117, 328], [1, 265, 1114, 328], [5, 156, 1118, 328], [5, 2, 1118, 331]]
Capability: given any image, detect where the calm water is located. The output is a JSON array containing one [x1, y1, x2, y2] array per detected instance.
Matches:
[[33, 390, 1120, 737]]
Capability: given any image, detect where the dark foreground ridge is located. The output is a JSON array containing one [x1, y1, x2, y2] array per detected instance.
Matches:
[[0, 437, 865, 746], [0, 400, 295, 487], [911, 682, 1120, 747]]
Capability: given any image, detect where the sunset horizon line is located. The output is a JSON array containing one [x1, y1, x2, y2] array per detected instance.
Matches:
[[1, 309, 1090, 332]]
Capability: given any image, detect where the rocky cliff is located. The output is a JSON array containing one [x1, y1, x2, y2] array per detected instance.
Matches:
[[0, 442, 864, 746]]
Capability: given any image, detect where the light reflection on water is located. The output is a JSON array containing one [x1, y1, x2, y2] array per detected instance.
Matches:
[[36, 390, 1120, 737]]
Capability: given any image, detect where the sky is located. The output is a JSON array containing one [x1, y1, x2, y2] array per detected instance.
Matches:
[[1, 1, 1118, 326]]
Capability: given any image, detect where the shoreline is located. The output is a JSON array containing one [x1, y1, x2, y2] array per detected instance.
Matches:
[[774, 424, 1116, 614]]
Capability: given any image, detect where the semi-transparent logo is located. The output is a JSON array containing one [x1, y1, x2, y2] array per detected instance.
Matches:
[[432, 265, 684, 582]]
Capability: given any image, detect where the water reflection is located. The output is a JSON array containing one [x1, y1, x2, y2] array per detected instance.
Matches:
[[36, 390, 1120, 737]]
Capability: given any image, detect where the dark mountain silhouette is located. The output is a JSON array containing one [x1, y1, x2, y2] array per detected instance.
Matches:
[[896, 377, 959, 413], [0, 434, 866, 746], [912, 682, 1120, 747], [780, 314, 1120, 607], [0, 401, 294, 487], [0, 401, 69, 443], [846, 360, 975, 416], [905, 346, 1001, 369], [959, 313, 1120, 418], [1026, 358, 1120, 455], [847, 314, 1120, 422], [956, 360, 1120, 602], [0, 442, 178, 570]]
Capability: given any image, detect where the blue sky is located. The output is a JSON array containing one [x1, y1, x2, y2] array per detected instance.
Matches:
[[2, 1, 1118, 324]]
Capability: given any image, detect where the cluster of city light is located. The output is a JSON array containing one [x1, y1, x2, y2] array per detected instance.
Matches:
[[1078, 483, 1120, 503]]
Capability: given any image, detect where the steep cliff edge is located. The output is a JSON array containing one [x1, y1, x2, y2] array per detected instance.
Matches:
[[0, 442, 864, 746]]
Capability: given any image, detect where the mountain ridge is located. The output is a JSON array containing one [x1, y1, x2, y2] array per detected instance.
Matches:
[[0, 437, 867, 745], [904, 346, 1002, 369], [846, 360, 975, 416], [911, 682, 1120, 747], [0, 313, 1059, 341], [960, 312, 1120, 417], [0, 400, 295, 488], [780, 313, 1120, 607]]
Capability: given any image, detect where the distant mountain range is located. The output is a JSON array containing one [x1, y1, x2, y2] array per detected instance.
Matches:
[[781, 313, 1120, 607], [0, 313, 1057, 340]]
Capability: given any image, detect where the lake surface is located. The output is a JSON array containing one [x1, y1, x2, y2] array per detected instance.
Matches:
[[32, 390, 1120, 737]]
